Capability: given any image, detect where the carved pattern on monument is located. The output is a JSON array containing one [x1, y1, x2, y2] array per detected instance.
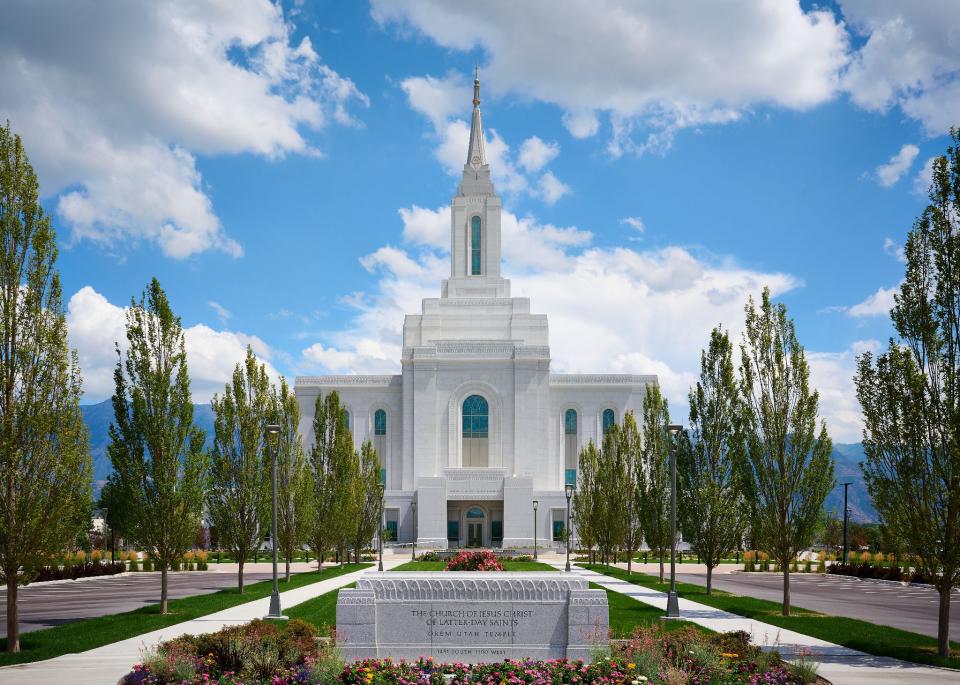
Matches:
[[355, 574, 585, 602], [445, 468, 505, 499]]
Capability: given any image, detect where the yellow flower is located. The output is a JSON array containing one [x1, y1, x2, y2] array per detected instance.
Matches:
[[720, 653, 739, 659], [627, 664, 635, 670]]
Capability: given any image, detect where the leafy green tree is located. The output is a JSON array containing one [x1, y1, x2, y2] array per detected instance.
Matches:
[[350, 440, 382, 562], [620, 412, 643, 574], [273, 377, 312, 581], [0, 123, 92, 653], [593, 428, 628, 564], [855, 128, 960, 657], [678, 326, 749, 594], [638, 384, 672, 582], [738, 287, 833, 615], [307, 391, 353, 565], [572, 440, 601, 563], [207, 346, 271, 592], [108, 278, 208, 614], [97, 474, 133, 546]]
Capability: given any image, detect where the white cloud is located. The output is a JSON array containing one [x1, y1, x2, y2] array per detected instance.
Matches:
[[208, 301, 232, 321], [914, 156, 937, 196], [399, 71, 463, 129], [840, 0, 960, 135], [399, 205, 449, 248], [621, 216, 645, 233], [882, 237, 906, 264], [536, 171, 571, 205], [375, 1, 849, 154], [808, 340, 881, 442], [518, 136, 560, 173], [846, 285, 898, 318], [300, 203, 802, 430], [0, 0, 367, 259], [874, 144, 919, 187], [68, 286, 278, 403]]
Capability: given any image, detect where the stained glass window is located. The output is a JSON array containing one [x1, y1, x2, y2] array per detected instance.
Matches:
[[602, 408, 615, 434], [374, 409, 387, 435], [471, 216, 482, 275], [564, 409, 577, 435], [462, 394, 489, 438]]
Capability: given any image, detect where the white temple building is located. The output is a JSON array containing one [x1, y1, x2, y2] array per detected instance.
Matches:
[[296, 76, 656, 549]]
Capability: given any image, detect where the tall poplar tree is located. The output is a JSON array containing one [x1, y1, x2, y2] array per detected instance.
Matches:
[[678, 326, 749, 594], [207, 346, 271, 592], [108, 278, 208, 614], [594, 427, 628, 563], [0, 122, 92, 654], [855, 128, 960, 658], [638, 384, 672, 582], [308, 391, 353, 565], [350, 440, 382, 563], [738, 288, 833, 615], [273, 377, 312, 581], [620, 412, 643, 575], [572, 440, 601, 563]]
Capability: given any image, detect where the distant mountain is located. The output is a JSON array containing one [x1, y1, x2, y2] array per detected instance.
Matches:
[[824, 442, 876, 522], [81, 400, 215, 491]]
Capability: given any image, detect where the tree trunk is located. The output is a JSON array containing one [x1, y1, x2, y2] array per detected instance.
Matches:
[[627, 541, 633, 576], [238, 559, 245, 593], [659, 552, 665, 583], [782, 565, 791, 616], [160, 565, 169, 614], [6, 578, 18, 653], [285, 555, 291, 582], [706, 564, 713, 595], [938, 584, 952, 657]]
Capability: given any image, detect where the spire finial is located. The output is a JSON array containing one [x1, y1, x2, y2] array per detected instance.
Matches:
[[473, 65, 480, 107]]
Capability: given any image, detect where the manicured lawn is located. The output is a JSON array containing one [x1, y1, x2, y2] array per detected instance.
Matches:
[[581, 563, 960, 670], [0, 562, 370, 666], [390, 560, 558, 571]]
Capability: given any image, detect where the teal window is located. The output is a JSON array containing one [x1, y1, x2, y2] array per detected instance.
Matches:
[[565, 469, 577, 487], [466, 506, 484, 519], [602, 408, 616, 434], [553, 519, 565, 542], [462, 395, 489, 438], [342, 410, 351, 432], [374, 409, 386, 435], [564, 409, 577, 435], [447, 520, 460, 541], [380, 468, 386, 486], [491, 520, 503, 542], [470, 216, 482, 275], [385, 520, 398, 541]]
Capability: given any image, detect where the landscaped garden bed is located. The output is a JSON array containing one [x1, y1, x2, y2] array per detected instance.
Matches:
[[122, 620, 819, 684]]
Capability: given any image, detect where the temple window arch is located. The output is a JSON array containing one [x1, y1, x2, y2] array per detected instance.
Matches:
[[564, 409, 578, 486], [373, 409, 387, 486], [470, 215, 482, 275], [602, 408, 616, 435], [462, 394, 489, 467]]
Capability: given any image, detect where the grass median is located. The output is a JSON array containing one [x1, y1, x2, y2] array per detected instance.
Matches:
[[581, 563, 960, 669], [0, 562, 370, 666]]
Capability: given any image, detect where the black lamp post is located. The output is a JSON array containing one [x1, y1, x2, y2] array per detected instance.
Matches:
[[665, 424, 683, 619], [533, 499, 539, 561], [564, 483, 574, 572], [842, 482, 852, 566], [377, 483, 385, 572], [411, 500, 417, 560], [264, 423, 286, 620]]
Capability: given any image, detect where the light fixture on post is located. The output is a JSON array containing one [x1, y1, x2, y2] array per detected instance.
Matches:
[[377, 483, 385, 572], [664, 424, 683, 619], [411, 500, 417, 560], [532, 499, 539, 561], [564, 483, 574, 572], [264, 423, 286, 620]]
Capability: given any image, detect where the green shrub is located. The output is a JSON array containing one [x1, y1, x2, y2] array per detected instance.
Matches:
[[129, 558, 139, 572]]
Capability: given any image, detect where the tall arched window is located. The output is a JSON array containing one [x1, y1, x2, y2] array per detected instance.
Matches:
[[564, 409, 578, 486], [342, 409, 352, 433], [602, 408, 616, 435], [374, 409, 387, 486], [462, 394, 489, 467], [470, 216, 482, 275]]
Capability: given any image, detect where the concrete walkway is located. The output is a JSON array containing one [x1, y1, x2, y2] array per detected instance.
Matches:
[[0, 560, 403, 685], [568, 563, 960, 685]]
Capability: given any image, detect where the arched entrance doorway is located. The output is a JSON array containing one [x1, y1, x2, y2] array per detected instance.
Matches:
[[465, 506, 485, 547]]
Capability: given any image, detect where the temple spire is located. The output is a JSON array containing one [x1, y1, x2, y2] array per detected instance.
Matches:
[[466, 70, 486, 168]]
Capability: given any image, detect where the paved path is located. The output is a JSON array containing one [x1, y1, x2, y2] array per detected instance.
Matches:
[[567, 563, 960, 685], [665, 566, 960, 640], [0, 564, 319, 638], [0, 560, 401, 685]]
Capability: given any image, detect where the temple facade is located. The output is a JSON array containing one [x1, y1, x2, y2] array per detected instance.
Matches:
[[296, 76, 655, 549]]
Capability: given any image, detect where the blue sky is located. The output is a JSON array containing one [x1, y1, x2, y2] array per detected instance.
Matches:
[[2, 0, 957, 441]]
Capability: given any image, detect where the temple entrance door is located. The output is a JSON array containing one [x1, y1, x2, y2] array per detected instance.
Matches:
[[467, 523, 483, 547]]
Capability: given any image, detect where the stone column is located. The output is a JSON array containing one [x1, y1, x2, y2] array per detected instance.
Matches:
[[501, 475, 533, 547], [416, 476, 448, 548]]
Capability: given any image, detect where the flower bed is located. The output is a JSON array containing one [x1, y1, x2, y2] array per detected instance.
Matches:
[[445, 550, 503, 571], [122, 620, 819, 685]]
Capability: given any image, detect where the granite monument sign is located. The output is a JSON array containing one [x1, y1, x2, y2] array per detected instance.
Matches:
[[336, 572, 609, 663]]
